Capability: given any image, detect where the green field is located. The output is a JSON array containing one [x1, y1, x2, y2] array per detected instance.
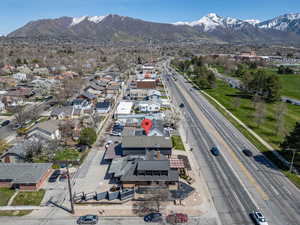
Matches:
[[12, 189, 45, 206], [53, 149, 80, 161], [0, 188, 15, 206], [278, 74, 300, 100]]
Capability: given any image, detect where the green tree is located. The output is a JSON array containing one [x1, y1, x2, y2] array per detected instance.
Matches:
[[234, 64, 246, 78], [16, 58, 22, 66], [281, 122, 300, 151], [79, 128, 97, 146]]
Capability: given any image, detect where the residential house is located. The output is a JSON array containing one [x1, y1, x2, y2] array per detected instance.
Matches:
[[78, 92, 97, 104], [0, 163, 52, 190], [51, 106, 74, 120], [13, 73, 27, 81], [129, 89, 148, 100], [137, 101, 161, 113], [122, 136, 172, 156], [136, 79, 156, 89], [148, 120, 169, 137], [96, 101, 111, 114], [147, 90, 161, 101], [27, 120, 61, 140], [72, 99, 93, 110], [0, 143, 27, 163], [115, 101, 134, 118]]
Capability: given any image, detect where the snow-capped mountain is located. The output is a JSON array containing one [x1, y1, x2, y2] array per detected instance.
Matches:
[[257, 13, 300, 34], [173, 13, 253, 31], [6, 13, 300, 45]]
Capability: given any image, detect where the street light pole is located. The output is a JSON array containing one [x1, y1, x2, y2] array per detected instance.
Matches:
[[289, 149, 297, 173], [67, 165, 75, 214]]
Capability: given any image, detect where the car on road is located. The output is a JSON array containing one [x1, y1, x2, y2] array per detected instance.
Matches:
[[211, 147, 220, 156], [59, 172, 68, 181], [12, 123, 21, 130], [166, 213, 188, 224], [77, 215, 99, 224], [1, 120, 10, 127], [242, 149, 253, 157], [250, 211, 268, 225], [144, 212, 162, 223], [179, 103, 185, 108]]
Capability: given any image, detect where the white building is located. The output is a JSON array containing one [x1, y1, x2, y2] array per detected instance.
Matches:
[[115, 101, 134, 118], [138, 101, 161, 113], [13, 73, 27, 81]]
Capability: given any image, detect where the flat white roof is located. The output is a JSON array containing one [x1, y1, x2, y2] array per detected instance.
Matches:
[[116, 101, 134, 115]]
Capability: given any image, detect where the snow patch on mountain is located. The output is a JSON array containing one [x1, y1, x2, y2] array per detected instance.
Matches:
[[71, 16, 87, 26], [70, 15, 107, 26], [244, 19, 260, 25], [257, 13, 300, 31]]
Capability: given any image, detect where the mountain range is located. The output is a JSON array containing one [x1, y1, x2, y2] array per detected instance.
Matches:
[[7, 13, 300, 45]]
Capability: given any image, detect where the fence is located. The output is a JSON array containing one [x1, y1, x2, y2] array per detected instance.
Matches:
[[73, 189, 134, 203]]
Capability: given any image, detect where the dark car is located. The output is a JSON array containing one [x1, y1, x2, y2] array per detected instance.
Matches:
[[243, 149, 253, 157], [48, 170, 60, 183], [1, 120, 10, 127], [144, 213, 162, 223], [77, 215, 99, 224], [211, 147, 220, 156], [179, 103, 185, 108], [166, 213, 188, 224]]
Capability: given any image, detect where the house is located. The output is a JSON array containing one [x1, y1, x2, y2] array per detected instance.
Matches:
[[138, 101, 161, 113], [78, 92, 97, 103], [0, 143, 27, 163], [115, 101, 134, 118], [0, 163, 52, 190], [96, 101, 111, 114], [148, 120, 169, 137], [129, 89, 149, 100], [136, 79, 156, 89], [72, 99, 92, 110], [27, 120, 61, 140], [122, 136, 173, 156], [147, 90, 161, 101], [13, 73, 27, 81], [51, 106, 74, 120]]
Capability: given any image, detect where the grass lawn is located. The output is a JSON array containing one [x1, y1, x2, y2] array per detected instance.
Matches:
[[204, 80, 300, 188], [0, 210, 32, 216], [53, 149, 80, 161], [0, 188, 15, 206], [278, 74, 300, 100], [11, 189, 45, 206], [172, 135, 185, 151]]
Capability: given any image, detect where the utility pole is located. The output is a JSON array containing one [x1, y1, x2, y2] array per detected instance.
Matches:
[[67, 165, 75, 214]]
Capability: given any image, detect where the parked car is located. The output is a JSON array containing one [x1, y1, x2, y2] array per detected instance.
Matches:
[[179, 103, 185, 108], [59, 173, 68, 182], [242, 149, 253, 157], [1, 120, 10, 127], [166, 213, 188, 224], [211, 147, 220, 156], [12, 123, 21, 130], [250, 211, 268, 225], [48, 170, 60, 183], [77, 215, 99, 224], [144, 213, 162, 223]]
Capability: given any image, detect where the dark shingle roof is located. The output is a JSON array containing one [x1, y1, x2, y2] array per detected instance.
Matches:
[[122, 136, 172, 149], [0, 163, 52, 184], [137, 160, 169, 171], [96, 101, 111, 109]]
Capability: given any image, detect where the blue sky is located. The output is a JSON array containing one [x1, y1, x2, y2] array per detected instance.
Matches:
[[1, 0, 299, 35]]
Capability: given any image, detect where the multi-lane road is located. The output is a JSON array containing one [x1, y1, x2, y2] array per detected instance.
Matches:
[[163, 61, 300, 225]]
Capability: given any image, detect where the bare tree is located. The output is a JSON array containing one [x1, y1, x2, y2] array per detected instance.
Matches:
[[24, 138, 44, 161], [13, 105, 30, 126], [275, 102, 287, 136], [253, 100, 266, 128]]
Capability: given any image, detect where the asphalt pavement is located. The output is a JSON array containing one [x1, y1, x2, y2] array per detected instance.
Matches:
[[163, 61, 300, 225]]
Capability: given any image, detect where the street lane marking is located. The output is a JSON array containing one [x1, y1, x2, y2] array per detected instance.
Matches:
[[175, 80, 269, 201]]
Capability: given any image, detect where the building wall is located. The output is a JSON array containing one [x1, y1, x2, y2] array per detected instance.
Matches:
[[0, 181, 12, 188]]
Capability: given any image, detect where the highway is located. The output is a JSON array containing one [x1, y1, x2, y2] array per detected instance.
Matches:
[[163, 61, 300, 225]]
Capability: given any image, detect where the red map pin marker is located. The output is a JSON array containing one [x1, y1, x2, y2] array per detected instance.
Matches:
[[141, 119, 153, 136]]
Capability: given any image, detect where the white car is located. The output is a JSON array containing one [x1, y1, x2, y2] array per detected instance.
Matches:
[[252, 211, 268, 225]]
